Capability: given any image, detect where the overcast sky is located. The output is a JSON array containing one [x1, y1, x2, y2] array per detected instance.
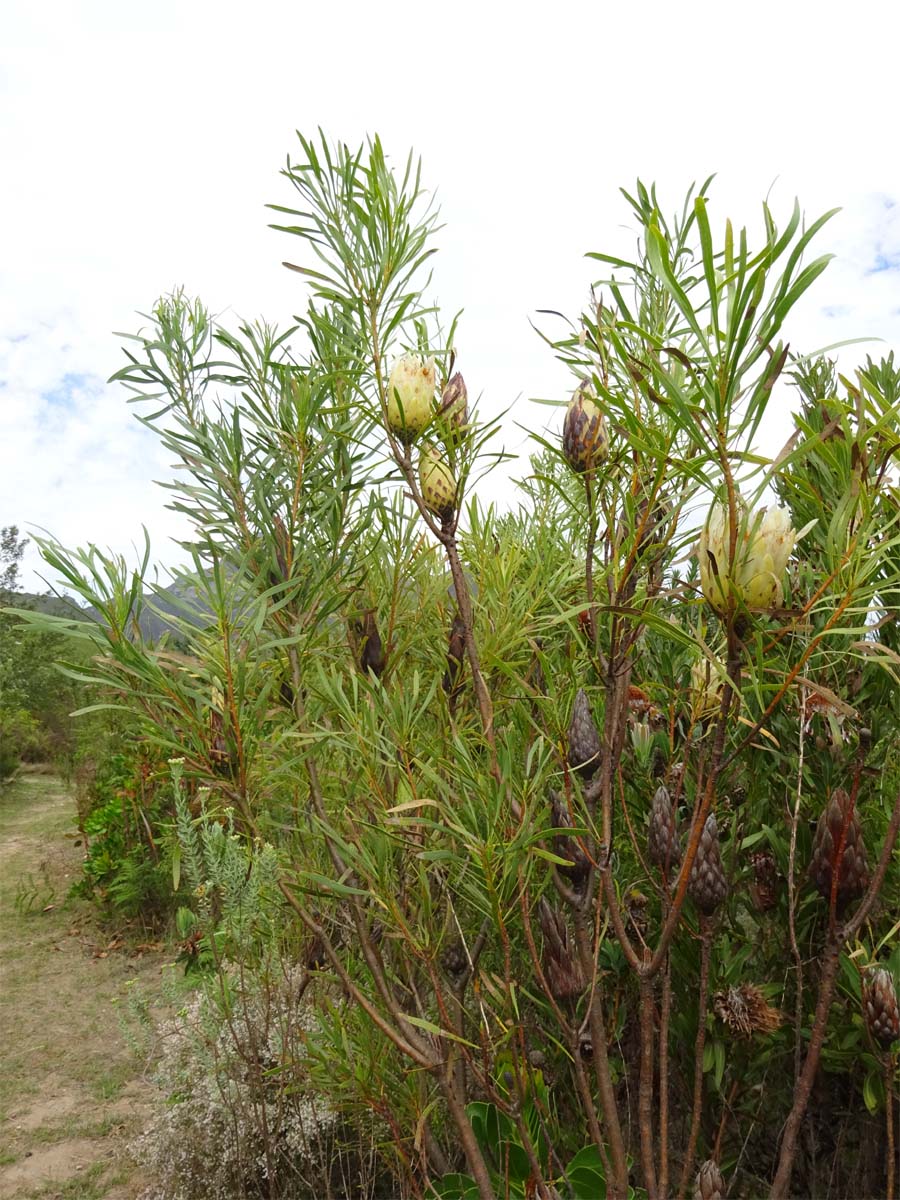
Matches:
[[2, 0, 900, 592]]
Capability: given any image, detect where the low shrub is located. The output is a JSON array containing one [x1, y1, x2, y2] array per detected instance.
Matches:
[[135, 963, 387, 1199]]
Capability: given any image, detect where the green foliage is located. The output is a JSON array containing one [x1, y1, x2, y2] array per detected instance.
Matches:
[[73, 746, 173, 922], [24, 133, 900, 1198], [0, 707, 48, 779]]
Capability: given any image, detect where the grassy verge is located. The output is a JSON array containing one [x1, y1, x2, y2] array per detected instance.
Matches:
[[0, 775, 174, 1198]]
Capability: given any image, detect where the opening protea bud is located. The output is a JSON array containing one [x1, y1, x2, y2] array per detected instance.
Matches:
[[538, 899, 584, 1003], [438, 371, 468, 439], [713, 983, 782, 1038], [863, 967, 900, 1048], [689, 813, 728, 915], [809, 787, 870, 910], [549, 790, 591, 888], [562, 380, 609, 474], [387, 353, 435, 443], [418, 445, 457, 519], [693, 1160, 726, 1200], [567, 688, 602, 779], [648, 784, 681, 872]]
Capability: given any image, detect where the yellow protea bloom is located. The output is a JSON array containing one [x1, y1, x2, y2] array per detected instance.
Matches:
[[386, 353, 435, 443], [697, 498, 799, 615]]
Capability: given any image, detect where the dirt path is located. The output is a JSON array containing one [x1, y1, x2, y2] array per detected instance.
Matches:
[[0, 773, 168, 1199]]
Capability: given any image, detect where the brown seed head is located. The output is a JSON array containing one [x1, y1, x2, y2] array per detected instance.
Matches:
[[538, 899, 584, 1003], [689, 813, 728, 916], [693, 1159, 726, 1200], [567, 688, 602, 779], [863, 967, 900, 1048], [809, 787, 869, 910], [713, 983, 782, 1038], [549, 790, 591, 888], [648, 784, 681, 872], [359, 609, 385, 678]]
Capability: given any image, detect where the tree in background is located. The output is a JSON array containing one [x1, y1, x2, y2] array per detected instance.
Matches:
[[0, 524, 27, 598]]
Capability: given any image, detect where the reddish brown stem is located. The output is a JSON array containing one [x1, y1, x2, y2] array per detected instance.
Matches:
[[443, 1061, 498, 1200], [769, 938, 840, 1200], [639, 977, 659, 1199], [677, 918, 713, 1200], [658, 950, 673, 1197], [573, 904, 629, 1199], [886, 1057, 895, 1200]]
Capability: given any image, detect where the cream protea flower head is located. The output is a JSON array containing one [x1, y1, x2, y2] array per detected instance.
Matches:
[[697, 496, 799, 615], [386, 353, 435, 444]]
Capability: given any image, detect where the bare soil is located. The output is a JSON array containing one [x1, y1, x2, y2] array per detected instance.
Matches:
[[0, 774, 169, 1199]]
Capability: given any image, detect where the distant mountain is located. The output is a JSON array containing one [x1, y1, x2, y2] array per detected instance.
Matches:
[[3, 591, 88, 620], [4, 580, 212, 644], [125, 576, 215, 642]]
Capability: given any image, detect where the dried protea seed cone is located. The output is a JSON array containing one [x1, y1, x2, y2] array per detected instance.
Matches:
[[418, 446, 457, 519], [538, 899, 584, 1003], [562, 380, 609, 473], [809, 788, 870, 910], [648, 784, 681, 871], [359, 609, 385, 678], [863, 967, 900, 1048], [549, 790, 591, 887], [689, 813, 728, 915], [749, 848, 779, 912], [713, 982, 782, 1039], [567, 688, 602, 779], [441, 942, 468, 978], [693, 1159, 726, 1200]]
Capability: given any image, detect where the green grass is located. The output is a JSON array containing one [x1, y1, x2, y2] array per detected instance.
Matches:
[[22, 1160, 109, 1199]]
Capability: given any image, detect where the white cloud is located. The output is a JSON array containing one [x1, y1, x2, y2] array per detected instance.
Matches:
[[2, 0, 899, 590]]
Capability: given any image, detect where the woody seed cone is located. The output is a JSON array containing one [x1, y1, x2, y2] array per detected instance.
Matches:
[[693, 1160, 726, 1200], [567, 688, 602, 779], [549, 790, 591, 887], [538, 899, 584, 1003], [648, 784, 681, 871], [809, 788, 869, 910], [863, 967, 900, 1048], [689, 813, 728, 915]]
